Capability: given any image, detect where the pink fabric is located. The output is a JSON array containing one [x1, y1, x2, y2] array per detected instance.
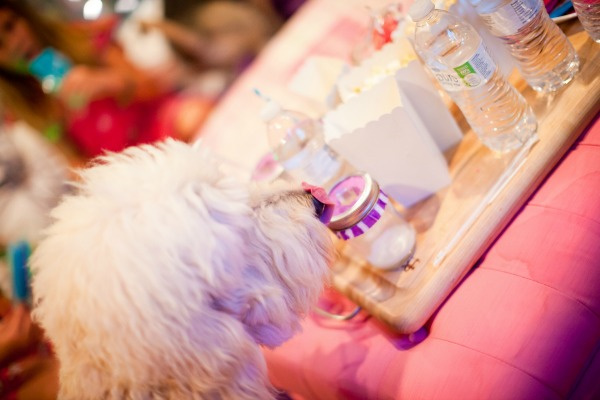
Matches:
[[264, 113, 600, 399], [569, 342, 600, 399]]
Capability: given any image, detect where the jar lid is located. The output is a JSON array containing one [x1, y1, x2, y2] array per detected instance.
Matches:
[[327, 172, 380, 231]]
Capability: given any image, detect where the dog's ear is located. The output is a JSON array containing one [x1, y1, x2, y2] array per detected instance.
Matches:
[[240, 188, 334, 347]]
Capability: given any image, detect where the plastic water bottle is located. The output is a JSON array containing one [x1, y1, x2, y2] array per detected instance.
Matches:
[[260, 100, 343, 188], [573, 0, 600, 43], [409, 0, 537, 153], [468, 0, 580, 92]]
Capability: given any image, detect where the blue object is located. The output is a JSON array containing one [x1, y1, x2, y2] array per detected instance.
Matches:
[[7, 240, 31, 303], [550, 1, 573, 18], [28, 47, 72, 93]]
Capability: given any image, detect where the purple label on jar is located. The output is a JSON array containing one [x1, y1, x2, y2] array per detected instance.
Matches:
[[336, 191, 389, 240]]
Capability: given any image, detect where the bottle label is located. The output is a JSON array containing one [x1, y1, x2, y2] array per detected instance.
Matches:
[[480, 0, 541, 36], [429, 67, 463, 91], [300, 145, 341, 186], [281, 144, 341, 187], [430, 42, 497, 91]]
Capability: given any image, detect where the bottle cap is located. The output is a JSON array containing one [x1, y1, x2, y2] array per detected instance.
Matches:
[[408, 0, 435, 22], [260, 100, 282, 122]]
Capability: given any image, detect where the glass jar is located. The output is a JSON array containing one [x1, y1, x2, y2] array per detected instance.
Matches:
[[328, 172, 416, 270]]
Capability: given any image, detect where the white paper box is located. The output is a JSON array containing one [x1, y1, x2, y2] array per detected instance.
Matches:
[[324, 75, 404, 137], [329, 60, 463, 152], [394, 61, 462, 151], [337, 39, 417, 103], [323, 75, 451, 207], [336, 38, 462, 152]]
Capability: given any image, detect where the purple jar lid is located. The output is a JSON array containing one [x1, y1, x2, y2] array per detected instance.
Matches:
[[328, 172, 388, 239]]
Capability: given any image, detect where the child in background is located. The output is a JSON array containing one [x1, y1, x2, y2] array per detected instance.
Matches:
[[0, 0, 211, 161]]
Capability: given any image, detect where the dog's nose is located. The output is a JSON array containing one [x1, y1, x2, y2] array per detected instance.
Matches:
[[311, 196, 328, 222], [302, 182, 335, 224]]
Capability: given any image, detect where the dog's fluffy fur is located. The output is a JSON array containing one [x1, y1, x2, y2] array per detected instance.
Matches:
[[31, 140, 335, 399]]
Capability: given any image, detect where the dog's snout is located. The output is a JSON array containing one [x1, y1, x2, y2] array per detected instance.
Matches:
[[311, 195, 327, 221], [302, 182, 335, 224]]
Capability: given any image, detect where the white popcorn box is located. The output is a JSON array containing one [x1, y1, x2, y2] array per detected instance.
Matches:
[[336, 38, 462, 152], [336, 38, 417, 103], [323, 73, 452, 207]]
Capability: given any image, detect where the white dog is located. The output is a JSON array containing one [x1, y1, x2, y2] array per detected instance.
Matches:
[[31, 139, 335, 399]]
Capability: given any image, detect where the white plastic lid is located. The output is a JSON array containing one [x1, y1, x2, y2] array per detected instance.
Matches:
[[260, 100, 282, 122], [408, 0, 435, 21]]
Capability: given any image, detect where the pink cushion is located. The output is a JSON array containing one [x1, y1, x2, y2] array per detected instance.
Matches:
[[569, 342, 600, 399], [265, 113, 600, 399]]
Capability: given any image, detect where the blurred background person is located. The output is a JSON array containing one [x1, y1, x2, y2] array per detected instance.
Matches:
[[140, 0, 273, 98], [0, 0, 211, 161], [140, 0, 298, 100]]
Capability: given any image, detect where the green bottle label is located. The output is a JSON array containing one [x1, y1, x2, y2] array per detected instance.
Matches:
[[454, 61, 483, 87], [452, 42, 496, 89]]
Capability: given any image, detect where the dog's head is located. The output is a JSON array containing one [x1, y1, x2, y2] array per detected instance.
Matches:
[[31, 139, 335, 399]]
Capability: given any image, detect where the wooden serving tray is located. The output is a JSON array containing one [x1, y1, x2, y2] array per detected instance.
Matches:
[[330, 30, 600, 333]]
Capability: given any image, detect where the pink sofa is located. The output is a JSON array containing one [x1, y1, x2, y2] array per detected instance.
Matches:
[[264, 112, 600, 399]]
